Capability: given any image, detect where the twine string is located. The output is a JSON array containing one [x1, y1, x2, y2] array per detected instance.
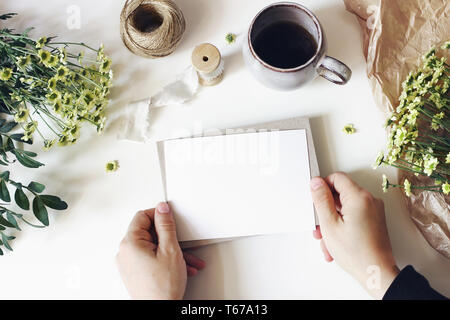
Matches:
[[120, 0, 186, 58]]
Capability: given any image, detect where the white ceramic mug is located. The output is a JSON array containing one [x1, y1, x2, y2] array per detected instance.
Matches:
[[243, 2, 352, 90]]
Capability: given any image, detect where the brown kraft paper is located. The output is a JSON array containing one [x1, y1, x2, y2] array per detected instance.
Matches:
[[343, 0, 450, 258]]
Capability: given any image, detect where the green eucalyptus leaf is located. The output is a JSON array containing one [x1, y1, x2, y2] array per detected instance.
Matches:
[[14, 188, 29, 210], [0, 179, 10, 202], [1, 233, 12, 251], [0, 151, 10, 163], [0, 247, 3, 255], [5, 137, 15, 152], [6, 212, 20, 230], [40, 195, 68, 210], [28, 181, 45, 193], [0, 171, 10, 180], [0, 121, 17, 133], [13, 150, 44, 168], [21, 150, 37, 157], [32, 196, 49, 226], [0, 225, 4, 231], [0, 215, 14, 228]]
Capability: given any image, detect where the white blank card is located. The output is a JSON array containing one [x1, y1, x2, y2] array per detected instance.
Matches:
[[162, 129, 315, 242]]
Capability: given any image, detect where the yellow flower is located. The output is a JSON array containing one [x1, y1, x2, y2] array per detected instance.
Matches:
[[342, 124, 356, 135], [442, 182, 450, 195], [44, 139, 56, 151], [16, 55, 31, 70], [430, 121, 440, 131], [55, 66, 69, 80], [96, 116, 106, 133], [99, 56, 112, 73], [105, 160, 119, 173], [100, 74, 112, 88], [382, 174, 389, 193], [24, 121, 37, 133], [44, 54, 59, 68], [58, 47, 67, 64], [435, 112, 444, 120], [14, 107, 29, 123], [47, 77, 58, 91], [58, 135, 69, 147], [36, 37, 48, 49], [38, 49, 51, 63], [225, 33, 236, 44], [81, 68, 90, 77], [46, 91, 61, 104], [53, 100, 63, 113], [65, 109, 77, 121], [423, 154, 438, 176], [9, 92, 22, 102], [78, 106, 88, 117], [394, 127, 408, 146], [69, 124, 80, 137], [62, 93, 74, 106], [97, 44, 105, 61], [372, 151, 384, 169], [101, 86, 110, 98], [403, 179, 412, 197], [21, 131, 33, 142], [0, 68, 12, 81], [81, 89, 95, 106]]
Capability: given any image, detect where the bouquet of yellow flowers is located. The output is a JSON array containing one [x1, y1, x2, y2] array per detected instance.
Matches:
[[0, 13, 112, 254], [0, 13, 112, 148], [373, 42, 450, 196]]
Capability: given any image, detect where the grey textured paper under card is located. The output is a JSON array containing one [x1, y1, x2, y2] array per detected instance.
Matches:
[[156, 116, 319, 248]]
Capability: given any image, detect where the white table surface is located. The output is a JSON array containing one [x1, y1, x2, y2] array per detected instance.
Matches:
[[1, 0, 449, 299]]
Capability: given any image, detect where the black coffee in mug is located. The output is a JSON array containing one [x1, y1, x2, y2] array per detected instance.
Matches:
[[252, 21, 318, 69]]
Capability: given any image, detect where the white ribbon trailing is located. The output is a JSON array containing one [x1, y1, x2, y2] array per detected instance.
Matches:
[[117, 33, 244, 142]]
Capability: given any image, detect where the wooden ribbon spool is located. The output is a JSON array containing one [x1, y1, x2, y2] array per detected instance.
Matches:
[[191, 43, 224, 86]]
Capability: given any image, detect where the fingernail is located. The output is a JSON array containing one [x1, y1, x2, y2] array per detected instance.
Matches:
[[157, 202, 170, 214], [310, 177, 323, 190]]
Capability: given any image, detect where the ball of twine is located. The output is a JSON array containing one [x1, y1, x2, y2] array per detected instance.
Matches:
[[120, 0, 186, 58]]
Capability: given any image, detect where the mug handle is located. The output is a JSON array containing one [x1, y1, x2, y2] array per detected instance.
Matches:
[[317, 56, 352, 85]]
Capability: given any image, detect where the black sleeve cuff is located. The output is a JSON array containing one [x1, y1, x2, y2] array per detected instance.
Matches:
[[383, 265, 448, 300]]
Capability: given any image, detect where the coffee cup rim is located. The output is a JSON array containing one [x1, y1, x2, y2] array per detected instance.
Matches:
[[247, 2, 323, 73]]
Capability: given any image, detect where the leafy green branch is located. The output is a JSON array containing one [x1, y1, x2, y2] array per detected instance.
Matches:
[[0, 116, 67, 255], [0, 170, 67, 255], [0, 119, 43, 168]]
